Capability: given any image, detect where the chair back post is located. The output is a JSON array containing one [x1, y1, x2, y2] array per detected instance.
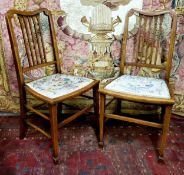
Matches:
[[120, 8, 177, 82], [45, 9, 61, 74], [165, 10, 177, 81], [120, 9, 134, 75], [6, 11, 24, 88]]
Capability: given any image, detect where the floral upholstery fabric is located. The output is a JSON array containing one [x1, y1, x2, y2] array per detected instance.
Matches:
[[105, 75, 170, 99], [26, 74, 94, 99]]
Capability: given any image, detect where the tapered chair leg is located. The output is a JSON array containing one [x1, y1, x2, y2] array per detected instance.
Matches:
[[99, 93, 105, 147], [49, 104, 59, 164], [159, 105, 172, 160], [116, 99, 121, 115], [57, 102, 63, 118], [93, 84, 99, 128], [19, 95, 27, 139]]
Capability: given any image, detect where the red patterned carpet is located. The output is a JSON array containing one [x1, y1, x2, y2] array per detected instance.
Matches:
[[0, 115, 184, 175]]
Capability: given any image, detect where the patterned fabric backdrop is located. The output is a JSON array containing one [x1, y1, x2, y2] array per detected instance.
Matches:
[[0, 0, 184, 116]]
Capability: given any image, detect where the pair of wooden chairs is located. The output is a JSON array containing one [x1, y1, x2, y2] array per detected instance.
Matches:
[[6, 8, 177, 163]]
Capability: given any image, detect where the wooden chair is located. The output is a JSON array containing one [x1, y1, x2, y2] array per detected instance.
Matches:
[[6, 8, 99, 164], [99, 9, 177, 160]]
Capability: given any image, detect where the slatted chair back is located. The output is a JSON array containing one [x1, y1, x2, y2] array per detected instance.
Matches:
[[6, 8, 61, 85], [120, 9, 177, 82]]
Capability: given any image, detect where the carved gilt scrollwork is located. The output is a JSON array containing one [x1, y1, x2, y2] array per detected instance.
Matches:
[[14, 0, 28, 10]]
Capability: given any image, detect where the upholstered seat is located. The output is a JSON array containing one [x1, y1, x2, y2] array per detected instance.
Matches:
[[26, 74, 94, 99], [105, 75, 170, 99]]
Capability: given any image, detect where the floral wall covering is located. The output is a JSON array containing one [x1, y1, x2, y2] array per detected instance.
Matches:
[[0, 0, 184, 116]]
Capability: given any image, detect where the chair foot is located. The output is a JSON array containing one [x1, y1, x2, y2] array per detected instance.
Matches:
[[99, 141, 104, 148], [53, 156, 59, 164], [158, 155, 164, 163], [19, 127, 27, 139], [19, 134, 25, 140]]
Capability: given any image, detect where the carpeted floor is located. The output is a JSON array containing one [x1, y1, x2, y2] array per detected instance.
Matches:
[[0, 115, 184, 175]]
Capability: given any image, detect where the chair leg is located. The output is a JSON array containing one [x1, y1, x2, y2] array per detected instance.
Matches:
[[49, 104, 59, 164], [159, 105, 172, 160], [93, 84, 99, 128], [116, 99, 121, 114], [57, 102, 62, 118], [19, 96, 27, 139], [99, 93, 105, 147]]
